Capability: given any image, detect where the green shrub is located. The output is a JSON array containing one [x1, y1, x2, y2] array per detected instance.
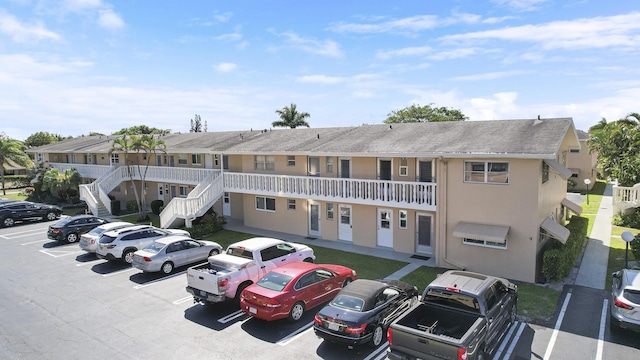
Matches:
[[126, 200, 138, 212], [542, 216, 588, 282], [183, 214, 226, 239], [150, 200, 164, 215], [632, 234, 640, 261], [110, 200, 121, 215], [613, 209, 640, 229]]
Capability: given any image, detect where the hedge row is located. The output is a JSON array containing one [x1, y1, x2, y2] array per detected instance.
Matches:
[[542, 216, 588, 282]]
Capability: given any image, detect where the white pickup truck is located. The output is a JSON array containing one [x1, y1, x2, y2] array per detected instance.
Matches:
[[186, 237, 316, 305]]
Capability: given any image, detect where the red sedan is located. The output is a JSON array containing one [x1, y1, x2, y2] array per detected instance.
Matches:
[[240, 262, 357, 322]]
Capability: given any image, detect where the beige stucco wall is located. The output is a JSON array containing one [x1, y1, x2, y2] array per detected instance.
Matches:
[[567, 139, 597, 191], [242, 194, 308, 236]]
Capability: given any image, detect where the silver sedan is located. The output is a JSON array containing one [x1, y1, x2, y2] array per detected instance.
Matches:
[[132, 236, 223, 274]]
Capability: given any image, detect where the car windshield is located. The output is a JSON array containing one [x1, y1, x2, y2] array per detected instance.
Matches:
[[330, 294, 365, 311], [55, 218, 74, 225], [624, 289, 640, 304], [143, 241, 165, 254], [99, 235, 117, 244], [88, 227, 107, 235], [257, 272, 293, 292]]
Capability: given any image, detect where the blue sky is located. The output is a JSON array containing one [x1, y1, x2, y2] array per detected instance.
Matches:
[[2, 0, 640, 140]]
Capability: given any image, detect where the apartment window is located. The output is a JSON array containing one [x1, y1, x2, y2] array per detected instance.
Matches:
[[110, 153, 119, 164], [288, 199, 296, 210], [179, 186, 188, 197], [178, 154, 187, 165], [399, 158, 408, 177], [256, 196, 276, 211], [255, 155, 275, 171], [464, 161, 509, 184], [326, 157, 334, 173], [326, 203, 334, 220], [542, 161, 549, 184], [399, 210, 408, 229], [214, 154, 219, 166], [287, 156, 296, 167], [463, 237, 507, 249], [191, 154, 201, 165], [569, 148, 580, 153]]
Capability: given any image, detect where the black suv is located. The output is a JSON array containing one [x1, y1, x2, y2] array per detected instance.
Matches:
[[0, 201, 63, 227], [47, 215, 109, 243]]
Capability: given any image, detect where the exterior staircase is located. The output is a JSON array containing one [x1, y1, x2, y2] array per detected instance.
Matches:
[[612, 182, 640, 214]]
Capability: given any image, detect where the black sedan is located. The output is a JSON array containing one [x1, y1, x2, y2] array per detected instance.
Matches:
[[0, 201, 62, 227], [313, 279, 419, 348], [47, 215, 109, 243]]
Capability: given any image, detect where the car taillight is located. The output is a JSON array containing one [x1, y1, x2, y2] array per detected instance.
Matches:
[[90, 239, 96, 244], [218, 278, 229, 288], [266, 298, 281, 308], [345, 323, 367, 335], [351, 270, 357, 278], [143, 256, 152, 262], [314, 314, 322, 326], [387, 327, 393, 345], [458, 347, 467, 360], [614, 296, 634, 310], [52, 229, 60, 233]]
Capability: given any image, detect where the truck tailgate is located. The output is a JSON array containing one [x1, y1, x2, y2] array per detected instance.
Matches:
[[390, 323, 463, 360], [186, 267, 220, 294]]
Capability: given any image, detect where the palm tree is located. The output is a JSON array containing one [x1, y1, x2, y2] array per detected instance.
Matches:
[[111, 134, 143, 220], [0, 133, 32, 195], [272, 103, 311, 128], [132, 134, 166, 218]]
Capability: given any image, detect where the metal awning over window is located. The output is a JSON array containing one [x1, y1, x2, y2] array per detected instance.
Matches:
[[544, 159, 572, 180], [453, 222, 510, 244], [541, 216, 570, 244], [561, 198, 583, 216], [569, 168, 580, 175]]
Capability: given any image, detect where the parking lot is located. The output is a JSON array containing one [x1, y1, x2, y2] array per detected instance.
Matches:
[[1, 221, 638, 360]]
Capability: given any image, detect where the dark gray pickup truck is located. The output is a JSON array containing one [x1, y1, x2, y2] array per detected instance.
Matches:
[[387, 270, 518, 360]]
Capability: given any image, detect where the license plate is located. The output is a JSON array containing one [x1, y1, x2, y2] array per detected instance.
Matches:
[[328, 323, 340, 331], [249, 307, 257, 314]]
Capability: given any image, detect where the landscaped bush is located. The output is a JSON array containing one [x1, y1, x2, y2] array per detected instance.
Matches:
[[542, 216, 589, 282], [150, 200, 164, 215], [110, 200, 121, 215], [183, 215, 226, 239], [632, 234, 640, 261], [612, 209, 640, 228], [126, 200, 138, 212]]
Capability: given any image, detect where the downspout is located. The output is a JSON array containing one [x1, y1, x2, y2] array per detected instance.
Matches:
[[440, 156, 466, 270]]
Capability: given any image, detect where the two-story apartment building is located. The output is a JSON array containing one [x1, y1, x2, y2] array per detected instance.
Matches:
[[29, 118, 582, 283], [567, 129, 598, 191]]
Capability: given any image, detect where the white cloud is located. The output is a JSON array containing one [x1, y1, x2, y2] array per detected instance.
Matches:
[[376, 46, 432, 59], [213, 11, 232, 23], [62, 0, 103, 11], [451, 70, 527, 81], [297, 75, 345, 84], [278, 32, 343, 57], [467, 92, 519, 120], [0, 9, 61, 43], [98, 8, 124, 30], [213, 33, 242, 42], [214, 62, 237, 72], [329, 15, 440, 34], [428, 48, 479, 60], [492, 0, 550, 12], [0, 54, 92, 80]]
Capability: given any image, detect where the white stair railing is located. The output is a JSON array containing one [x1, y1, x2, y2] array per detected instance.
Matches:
[[160, 172, 223, 228]]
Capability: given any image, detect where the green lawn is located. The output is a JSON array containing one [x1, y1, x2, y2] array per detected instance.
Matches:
[[606, 226, 639, 290]]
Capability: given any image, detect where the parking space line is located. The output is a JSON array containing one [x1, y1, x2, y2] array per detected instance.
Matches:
[[133, 271, 186, 289], [543, 292, 571, 360], [276, 322, 313, 346], [173, 296, 194, 305], [6, 229, 47, 237], [76, 259, 105, 267], [363, 342, 389, 360], [502, 322, 525, 360], [38, 249, 85, 258], [493, 321, 517, 360], [596, 298, 608, 360], [218, 310, 246, 324], [101, 267, 136, 277], [22, 239, 50, 245]]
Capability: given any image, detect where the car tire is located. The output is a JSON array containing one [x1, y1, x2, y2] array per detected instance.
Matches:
[[66, 233, 79, 243], [370, 325, 384, 347], [122, 249, 135, 264], [289, 302, 305, 322], [161, 261, 174, 274], [46, 212, 58, 221], [209, 249, 220, 257], [234, 282, 251, 306], [2, 217, 15, 227]]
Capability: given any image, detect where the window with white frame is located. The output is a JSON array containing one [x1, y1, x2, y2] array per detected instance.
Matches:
[[326, 157, 334, 173], [191, 154, 201, 165], [399, 210, 408, 229], [326, 203, 334, 219], [464, 161, 509, 184], [178, 154, 187, 165], [287, 156, 296, 166], [462, 237, 507, 249], [256, 196, 276, 211], [110, 153, 119, 164], [255, 155, 275, 171], [179, 186, 188, 197], [214, 154, 219, 166], [287, 199, 296, 210], [399, 158, 408, 177]]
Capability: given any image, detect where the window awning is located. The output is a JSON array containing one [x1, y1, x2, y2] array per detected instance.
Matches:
[[541, 217, 570, 244], [569, 168, 580, 175], [561, 198, 583, 216], [453, 222, 510, 244], [544, 159, 573, 180]]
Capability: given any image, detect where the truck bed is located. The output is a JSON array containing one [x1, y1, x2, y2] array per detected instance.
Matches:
[[396, 302, 480, 340]]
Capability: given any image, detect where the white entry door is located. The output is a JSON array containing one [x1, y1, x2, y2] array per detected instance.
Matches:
[[309, 202, 321, 237], [223, 192, 230, 216], [158, 184, 164, 201], [338, 204, 352, 242], [416, 214, 433, 254], [377, 208, 393, 247]]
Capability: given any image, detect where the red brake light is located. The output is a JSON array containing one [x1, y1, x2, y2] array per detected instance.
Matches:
[[52, 229, 60, 233], [345, 323, 367, 335], [614, 296, 634, 310], [445, 287, 461, 293], [458, 347, 468, 360], [387, 327, 393, 345], [266, 298, 281, 308], [143, 256, 152, 262], [314, 314, 322, 326], [218, 278, 229, 287]]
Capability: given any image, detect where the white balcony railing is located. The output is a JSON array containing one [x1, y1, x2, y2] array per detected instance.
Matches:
[[160, 172, 224, 228], [49, 163, 112, 179], [613, 183, 640, 213]]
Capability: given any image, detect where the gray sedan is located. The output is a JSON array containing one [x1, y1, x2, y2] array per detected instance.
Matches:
[[132, 236, 223, 274], [610, 268, 640, 332]]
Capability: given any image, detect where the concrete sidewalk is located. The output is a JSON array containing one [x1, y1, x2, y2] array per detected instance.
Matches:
[[574, 183, 613, 289]]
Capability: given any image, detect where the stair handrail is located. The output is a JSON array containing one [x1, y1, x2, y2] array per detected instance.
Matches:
[[160, 172, 223, 228]]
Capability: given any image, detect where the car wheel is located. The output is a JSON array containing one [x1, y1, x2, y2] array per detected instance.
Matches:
[[46, 212, 58, 221], [303, 257, 314, 263], [122, 249, 135, 264], [209, 249, 220, 257], [234, 282, 251, 306], [289, 302, 305, 322], [161, 261, 174, 274], [370, 325, 384, 347], [66, 233, 79, 243], [2, 217, 14, 227], [343, 278, 353, 287]]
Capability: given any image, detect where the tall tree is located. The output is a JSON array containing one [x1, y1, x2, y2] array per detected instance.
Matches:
[[112, 125, 171, 135], [111, 135, 143, 220], [0, 133, 32, 195], [190, 114, 203, 132], [41, 168, 81, 202], [24, 131, 60, 148], [272, 103, 311, 128], [384, 103, 468, 123], [588, 113, 640, 186]]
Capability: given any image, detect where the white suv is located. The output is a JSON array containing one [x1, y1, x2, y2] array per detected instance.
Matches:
[[96, 225, 190, 264], [79, 221, 133, 253]]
